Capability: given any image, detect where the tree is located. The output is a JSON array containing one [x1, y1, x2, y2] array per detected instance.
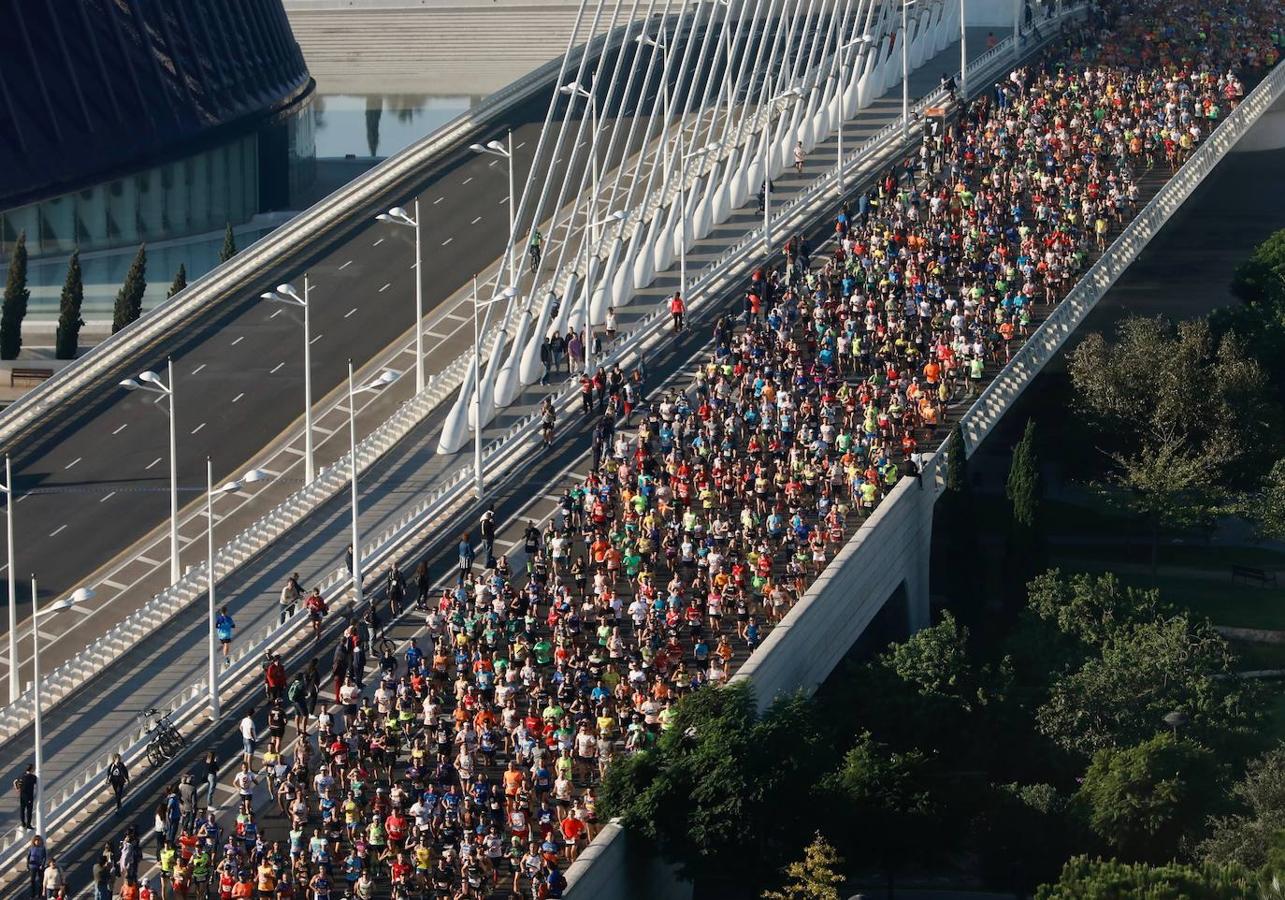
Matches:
[[1075, 732, 1221, 862], [1036, 612, 1251, 758], [1004, 419, 1044, 609], [1024, 570, 1168, 650], [112, 244, 147, 334], [167, 263, 187, 299], [972, 783, 1075, 894], [1213, 228, 1285, 406], [1202, 746, 1285, 869], [814, 731, 936, 893], [1, 231, 30, 360], [1070, 317, 1280, 572], [762, 834, 845, 900], [219, 224, 237, 263], [1036, 856, 1260, 899], [54, 250, 84, 360], [599, 683, 835, 891]]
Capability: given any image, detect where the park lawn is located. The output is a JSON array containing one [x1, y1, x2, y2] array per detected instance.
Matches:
[[972, 492, 1183, 539], [1228, 639, 1285, 672]]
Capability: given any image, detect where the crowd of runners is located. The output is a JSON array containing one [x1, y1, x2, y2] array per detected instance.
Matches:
[[19, 1, 1285, 898]]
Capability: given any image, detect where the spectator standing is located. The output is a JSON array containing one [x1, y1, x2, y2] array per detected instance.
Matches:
[[14, 763, 36, 829]]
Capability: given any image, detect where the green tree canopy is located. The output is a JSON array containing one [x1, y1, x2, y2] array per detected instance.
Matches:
[[1004, 419, 1045, 610], [219, 224, 237, 263], [1025, 570, 1169, 650], [167, 263, 187, 299], [112, 244, 147, 334], [1036, 856, 1260, 899], [1036, 612, 1249, 758], [1202, 745, 1285, 869], [1074, 732, 1221, 862], [55, 250, 84, 360], [762, 833, 846, 900], [1, 231, 30, 360], [1070, 317, 1280, 568], [599, 683, 834, 889]]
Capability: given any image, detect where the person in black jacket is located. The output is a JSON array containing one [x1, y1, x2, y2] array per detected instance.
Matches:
[[15, 764, 36, 829], [107, 754, 130, 813]]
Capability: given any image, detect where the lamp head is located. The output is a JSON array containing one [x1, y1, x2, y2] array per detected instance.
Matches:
[[468, 144, 488, 154], [485, 140, 506, 154], [138, 370, 164, 388], [388, 206, 408, 219], [120, 378, 141, 391], [276, 283, 301, 301], [372, 369, 400, 388]]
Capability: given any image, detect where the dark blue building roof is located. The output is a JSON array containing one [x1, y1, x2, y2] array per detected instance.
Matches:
[[0, 0, 312, 209]]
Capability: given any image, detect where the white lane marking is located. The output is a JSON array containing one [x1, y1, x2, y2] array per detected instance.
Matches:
[[134, 555, 159, 567], [112, 423, 128, 435], [576, 141, 586, 149], [270, 362, 285, 374], [372, 237, 385, 247], [49, 525, 67, 538], [499, 196, 508, 205], [310, 334, 323, 345], [345, 308, 358, 319], [99, 491, 117, 504], [101, 578, 126, 590], [16, 495, 27, 503], [471, 216, 482, 225], [269, 309, 283, 319], [191, 363, 207, 375], [339, 260, 353, 270], [232, 392, 245, 404], [462, 176, 473, 185], [515, 141, 526, 149], [488, 159, 499, 167], [230, 336, 244, 346], [145, 457, 163, 470], [191, 422, 206, 435], [64, 457, 81, 470], [442, 237, 454, 246], [379, 282, 391, 292]]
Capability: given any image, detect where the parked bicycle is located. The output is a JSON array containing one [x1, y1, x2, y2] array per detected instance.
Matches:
[[140, 707, 185, 766]]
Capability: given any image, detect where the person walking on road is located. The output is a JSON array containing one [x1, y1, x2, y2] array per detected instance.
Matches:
[[669, 291, 685, 333], [107, 753, 130, 813], [26, 836, 45, 899], [15, 763, 36, 829], [793, 140, 805, 174], [264, 654, 286, 704], [239, 707, 257, 767], [40, 856, 63, 900], [215, 606, 235, 667], [386, 563, 406, 617], [480, 508, 497, 566], [279, 573, 302, 625], [457, 533, 474, 581], [528, 229, 543, 273]]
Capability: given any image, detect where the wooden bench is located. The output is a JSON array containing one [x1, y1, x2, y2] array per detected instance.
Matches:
[[9, 367, 52, 388], [1232, 564, 1278, 587]]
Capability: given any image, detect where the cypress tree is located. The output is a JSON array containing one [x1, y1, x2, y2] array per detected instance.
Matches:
[[219, 224, 237, 263], [1003, 419, 1045, 612], [167, 263, 188, 299], [54, 250, 84, 360], [0, 231, 30, 360], [112, 244, 148, 334]]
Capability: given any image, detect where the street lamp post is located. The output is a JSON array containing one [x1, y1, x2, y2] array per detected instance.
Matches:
[[205, 461, 270, 721], [120, 360, 179, 583], [345, 364, 399, 607], [836, 35, 876, 197], [31, 580, 94, 834], [468, 133, 518, 289], [375, 203, 425, 395], [960, 0, 968, 99], [1, 456, 15, 702], [260, 278, 315, 483]]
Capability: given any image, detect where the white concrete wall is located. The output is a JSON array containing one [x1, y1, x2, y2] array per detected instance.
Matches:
[[564, 823, 693, 900], [734, 473, 934, 714]]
